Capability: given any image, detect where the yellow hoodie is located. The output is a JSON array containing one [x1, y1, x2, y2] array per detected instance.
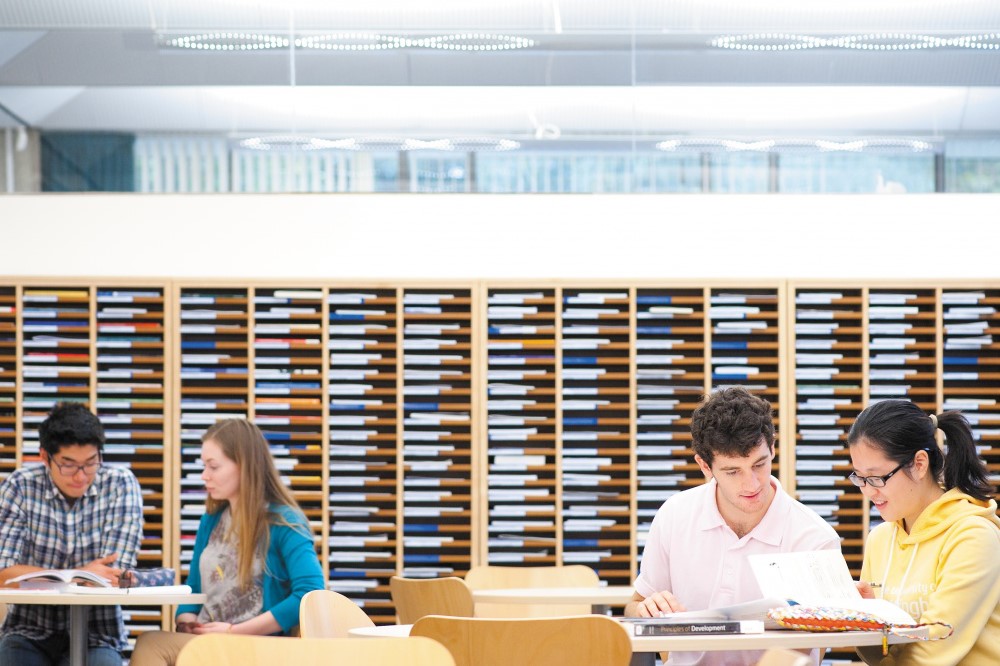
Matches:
[[857, 488, 1000, 666]]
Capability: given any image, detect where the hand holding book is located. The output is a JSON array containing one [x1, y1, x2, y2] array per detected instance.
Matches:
[[5, 565, 178, 592]]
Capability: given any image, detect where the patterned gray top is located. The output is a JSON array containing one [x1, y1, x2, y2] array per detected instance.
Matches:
[[196, 508, 264, 624]]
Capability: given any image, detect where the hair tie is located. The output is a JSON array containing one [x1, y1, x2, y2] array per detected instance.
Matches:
[[929, 413, 938, 429]]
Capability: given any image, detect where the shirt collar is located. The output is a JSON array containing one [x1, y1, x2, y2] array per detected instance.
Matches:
[[746, 477, 787, 546], [699, 478, 727, 531]]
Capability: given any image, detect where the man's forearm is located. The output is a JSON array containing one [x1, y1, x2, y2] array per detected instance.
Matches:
[[0, 564, 48, 586]]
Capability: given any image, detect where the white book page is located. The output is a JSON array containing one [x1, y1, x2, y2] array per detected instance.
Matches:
[[659, 597, 790, 622], [748, 550, 916, 624], [749, 550, 861, 601]]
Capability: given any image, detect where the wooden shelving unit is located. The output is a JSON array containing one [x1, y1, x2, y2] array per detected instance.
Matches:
[[0, 286, 16, 481], [399, 289, 475, 580], [558, 288, 632, 583], [866, 288, 938, 533], [633, 287, 707, 575], [94, 284, 171, 643], [709, 287, 783, 477], [326, 287, 400, 624], [941, 288, 1000, 500], [790, 287, 866, 574], [251, 287, 326, 548], [175, 285, 250, 578], [484, 288, 559, 566], [0, 277, 996, 653]]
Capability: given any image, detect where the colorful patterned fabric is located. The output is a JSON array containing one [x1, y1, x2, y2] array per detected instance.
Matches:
[[767, 605, 954, 656]]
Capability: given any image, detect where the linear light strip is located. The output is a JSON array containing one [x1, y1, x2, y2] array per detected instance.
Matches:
[[161, 32, 535, 52], [711, 32, 1000, 51], [239, 136, 521, 152], [656, 138, 935, 152]]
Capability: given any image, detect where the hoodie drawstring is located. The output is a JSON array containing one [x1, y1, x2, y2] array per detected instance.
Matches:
[[880, 523, 920, 608]]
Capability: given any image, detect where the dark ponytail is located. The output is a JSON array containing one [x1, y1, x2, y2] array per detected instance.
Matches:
[[936, 411, 994, 501], [848, 400, 994, 501]]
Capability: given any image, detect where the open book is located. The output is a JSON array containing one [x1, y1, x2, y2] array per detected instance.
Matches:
[[747, 550, 917, 626], [652, 596, 793, 628], [5, 569, 111, 590], [653, 550, 916, 629]]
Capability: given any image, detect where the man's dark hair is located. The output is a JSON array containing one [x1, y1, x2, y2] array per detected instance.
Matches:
[[691, 387, 774, 466], [38, 402, 105, 456]]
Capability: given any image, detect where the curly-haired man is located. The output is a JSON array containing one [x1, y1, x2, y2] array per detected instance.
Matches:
[[625, 387, 841, 666]]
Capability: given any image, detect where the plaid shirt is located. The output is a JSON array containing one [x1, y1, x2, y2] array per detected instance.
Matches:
[[0, 464, 143, 650]]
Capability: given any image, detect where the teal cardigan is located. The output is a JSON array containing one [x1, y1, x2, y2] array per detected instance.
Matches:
[[176, 504, 324, 634]]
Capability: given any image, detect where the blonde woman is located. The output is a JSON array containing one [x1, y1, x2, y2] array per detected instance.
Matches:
[[132, 419, 324, 665]]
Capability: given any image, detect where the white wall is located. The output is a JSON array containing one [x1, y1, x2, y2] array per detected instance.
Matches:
[[2, 193, 998, 279]]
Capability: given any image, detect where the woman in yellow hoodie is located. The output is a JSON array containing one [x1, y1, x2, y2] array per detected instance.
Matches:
[[848, 400, 1000, 666]]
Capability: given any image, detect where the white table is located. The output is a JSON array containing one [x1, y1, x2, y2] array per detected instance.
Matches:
[[471, 585, 634, 614], [0, 589, 206, 666], [349, 622, 924, 664]]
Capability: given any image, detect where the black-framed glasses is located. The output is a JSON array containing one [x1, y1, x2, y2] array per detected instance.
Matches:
[[848, 460, 907, 488], [51, 456, 102, 477]]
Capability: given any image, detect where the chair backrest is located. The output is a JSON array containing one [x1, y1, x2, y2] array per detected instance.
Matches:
[[176, 634, 455, 666], [390, 576, 475, 624], [464, 565, 600, 617], [411, 614, 632, 666], [299, 589, 375, 638]]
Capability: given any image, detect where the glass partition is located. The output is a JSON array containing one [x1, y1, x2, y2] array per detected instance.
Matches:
[[1, 2, 998, 194]]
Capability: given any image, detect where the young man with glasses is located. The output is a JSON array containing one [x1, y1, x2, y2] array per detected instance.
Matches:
[[625, 387, 841, 666], [0, 402, 143, 666]]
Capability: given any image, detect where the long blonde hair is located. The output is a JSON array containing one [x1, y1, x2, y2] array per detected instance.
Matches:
[[202, 418, 305, 590]]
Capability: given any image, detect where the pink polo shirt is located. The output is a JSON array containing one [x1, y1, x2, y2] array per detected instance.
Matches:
[[634, 476, 841, 666]]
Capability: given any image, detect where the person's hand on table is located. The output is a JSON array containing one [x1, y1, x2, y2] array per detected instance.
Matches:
[[634, 590, 687, 617], [81, 553, 123, 587]]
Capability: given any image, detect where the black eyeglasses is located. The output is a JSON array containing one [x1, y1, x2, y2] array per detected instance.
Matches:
[[51, 457, 102, 477], [848, 460, 908, 488]]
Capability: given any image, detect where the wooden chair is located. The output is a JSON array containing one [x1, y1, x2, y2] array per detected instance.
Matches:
[[411, 614, 632, 666], [390, 576, 475, 624], [464, 564, 601, 617], [299, 589, 374, 638], [176, 634, 455, 666]]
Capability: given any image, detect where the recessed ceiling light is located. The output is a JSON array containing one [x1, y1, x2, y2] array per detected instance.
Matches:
[[237, 135, 519, 152], [711, 32, 1000, 51], [294, 33, 411, 51], [159, 32, 289, 51], [238, 136, 351, 151], [656, 137, 937, 153], [409, 34, 535, 51], [161, 32, 535, 52]]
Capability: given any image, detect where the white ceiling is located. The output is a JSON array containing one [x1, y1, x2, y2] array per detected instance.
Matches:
[[1, 0, 999, 139]]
